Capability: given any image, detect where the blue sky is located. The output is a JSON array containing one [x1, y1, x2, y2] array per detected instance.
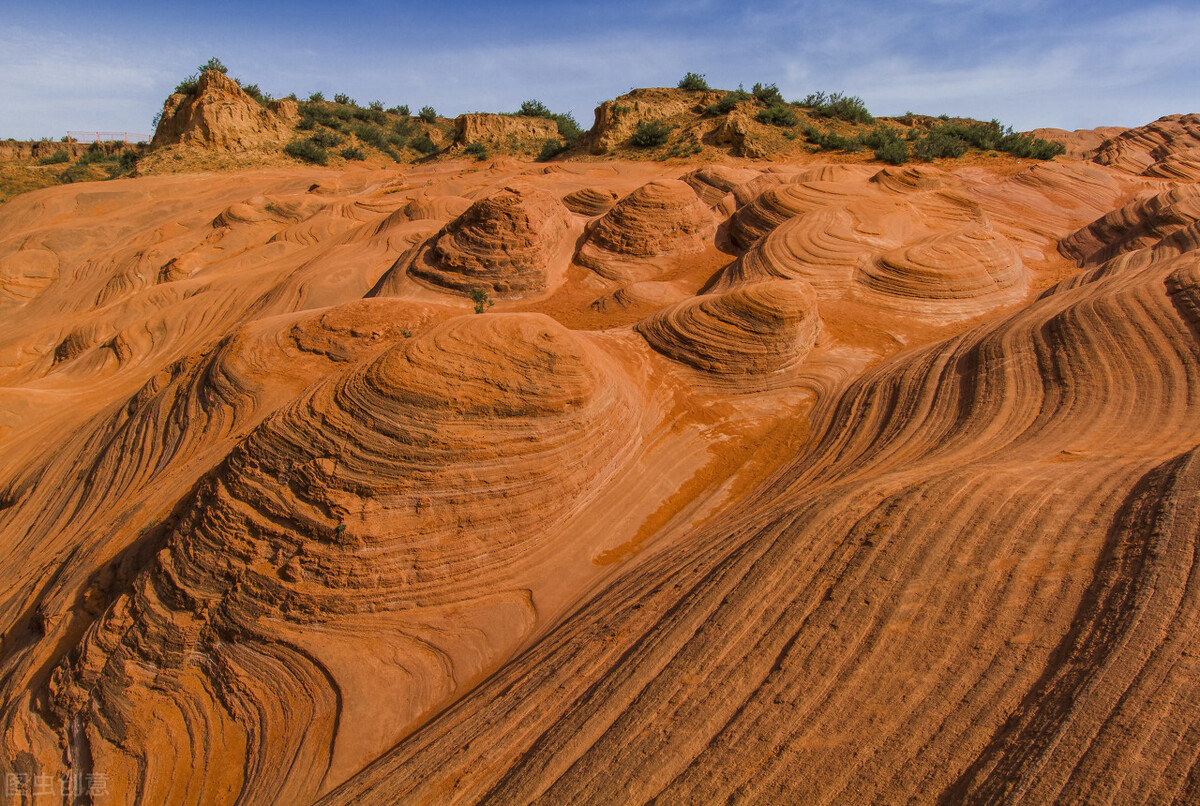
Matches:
[[1, 0, 1197, 140]]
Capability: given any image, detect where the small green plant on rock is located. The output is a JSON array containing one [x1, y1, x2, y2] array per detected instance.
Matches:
[[678, 72, 710, 91], [469, 288, 494, 314], [630, 120, 672, 148]]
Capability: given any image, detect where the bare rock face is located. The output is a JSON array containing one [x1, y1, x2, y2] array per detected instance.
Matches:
[[575, 179, 714, 282], [454, 114, 559, 147], [1092, 114, 1200, 175], [406, 186, 573, 298], [152, 70, 294, 151], [713, 112, 766, 159]]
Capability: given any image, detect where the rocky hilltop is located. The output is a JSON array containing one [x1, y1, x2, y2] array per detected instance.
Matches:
[[1, 74, 1200, 804]]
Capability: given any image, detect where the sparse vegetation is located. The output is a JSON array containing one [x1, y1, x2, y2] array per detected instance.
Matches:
[[340, 146, 366, 161], [38, 150, 69, 165], [308, 91, 325, 102], [464, 141, 488, 160], [537, 139, 568, 162], [518, 99, 552, 118], [705, 88, 752, 116], [630, 120, 672, 148], [389, 104, 410, 117], [756, 103, 798, 127], [411, 134, 439, 155], [284, 139, 329, 165], [678, 72, 710, 91], [333, 93, 354, 106], [799, 91, 875, 125], [418, 106, 437, 123], [752, 82, 785, 106], [469, 288, 494, 314]]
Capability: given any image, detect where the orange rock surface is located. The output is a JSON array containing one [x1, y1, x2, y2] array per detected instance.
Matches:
[[2, 129, 1200, 805]]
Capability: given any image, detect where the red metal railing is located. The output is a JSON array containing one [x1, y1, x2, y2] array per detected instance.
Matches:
[[65, 132, 152, 144]]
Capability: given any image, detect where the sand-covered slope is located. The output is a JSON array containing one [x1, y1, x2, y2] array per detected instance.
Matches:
[[0, 134, 1197, 804]]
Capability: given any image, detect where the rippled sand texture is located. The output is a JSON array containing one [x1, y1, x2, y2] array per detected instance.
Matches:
[[2, 145, 1199, 804]]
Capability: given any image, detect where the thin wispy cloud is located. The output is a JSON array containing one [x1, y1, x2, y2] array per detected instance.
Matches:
[[0, 0, 1195, 139]]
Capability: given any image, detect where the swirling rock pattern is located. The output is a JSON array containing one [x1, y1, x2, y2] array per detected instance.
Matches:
[[407, 186, 572, 297], [560, 187, 619, 217], [43, 313, 640, 802], [635, 280, 819, 375], [4, 136, 1200, 806], [855, 225, 1028, 317], [575, 179, 714, 282]]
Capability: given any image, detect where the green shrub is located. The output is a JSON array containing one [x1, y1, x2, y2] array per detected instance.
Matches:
[[752, 82, 784, 106], [352, 124, 386, 148], [392, 117, 415, 137], [756, 103, 798, 127], [200, 57, 227, 74], [309, 130, 345, 148], [369, 100, 383, 111], [800, 91, 874, 124], [804, 126, 861, 152], [285, 139, 329, 165], [418, 106, 437, 123], [118, 149, 139, 173], [705, 89, 752, 115], [519, 99, 552, 117], [873, 140, 908, 165], [340, 146, 366, 160], [241, 83, 268, 104], [411, 134, 438, 155], [630, 119, 671, 148], [537, 139, 568, 162], [333, 93, 354, 106], [911, 131, 967, 161], [174, 74, 199, 94], [469, 288, 494, 314], [552, 112, 583, 144], [308, 91, 325, 102], [39, 150, 69, 165], [464, 141, 488, 160], [388, 104, 410, 117], [60, 163, 93, 184], [678, 72, 710, 91]]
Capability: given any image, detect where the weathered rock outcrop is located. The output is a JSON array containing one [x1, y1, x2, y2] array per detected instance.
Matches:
[[582, 87, 720, 154], [152, 70, 294, 150], [454, 113, 559, 147]]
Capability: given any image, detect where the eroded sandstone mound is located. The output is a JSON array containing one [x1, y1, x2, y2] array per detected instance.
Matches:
[[152, 70, 294, 150], [575, 179, 714, 282], [635, 279, 819, 375], [403, 186, 572, 297]]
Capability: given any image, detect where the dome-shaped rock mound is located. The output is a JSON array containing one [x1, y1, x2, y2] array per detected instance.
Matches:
[[562, 187, 620, 217], [635, 279, 820, 375], [681, 165, 760, 206], [720, 207, 896, 296], [408, 186, 571, 298], [856, 225, 1027, 318], [575, 180, 714, 282], [45, 313, 641, 802], [728, 180, 873, 250]]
